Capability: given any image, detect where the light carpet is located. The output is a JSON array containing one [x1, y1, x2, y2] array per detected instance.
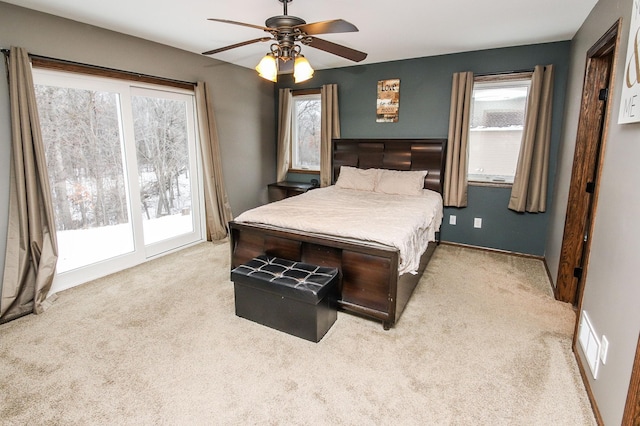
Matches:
[[0, 241, 596, 425]]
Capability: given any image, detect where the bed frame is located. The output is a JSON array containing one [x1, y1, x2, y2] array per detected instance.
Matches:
[[229, 138, 447, 329]]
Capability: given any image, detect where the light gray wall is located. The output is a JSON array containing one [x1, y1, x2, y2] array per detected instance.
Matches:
[[0, 2, 276, 283], [545, 0, 640, 423]]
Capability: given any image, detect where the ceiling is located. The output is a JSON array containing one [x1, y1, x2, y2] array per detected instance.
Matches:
[[6, 0, 598, 71]]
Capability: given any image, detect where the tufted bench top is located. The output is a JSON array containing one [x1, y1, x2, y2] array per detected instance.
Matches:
[[231, 255, 339, 304]]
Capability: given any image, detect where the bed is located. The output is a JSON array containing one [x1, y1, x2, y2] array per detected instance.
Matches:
[[229, 138, 447, 329]]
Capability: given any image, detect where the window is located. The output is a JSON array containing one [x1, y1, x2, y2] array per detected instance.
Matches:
[[291, 91, 321, 172], [33, 68, 204, 292], [467, 74, 531, 184]]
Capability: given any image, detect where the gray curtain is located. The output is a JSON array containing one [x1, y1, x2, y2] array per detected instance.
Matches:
[[1, 47, 58, 322], [444, 71, 473, 207], [276, 88, 293, 182], [508, 65, 554, 213], [195, 81, 233, 240], [320, 84, 340, 187]]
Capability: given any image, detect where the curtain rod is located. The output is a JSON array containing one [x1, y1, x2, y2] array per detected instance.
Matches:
[[1, 48, 196, 89], [3, 48, 536, 86], [475, 68, 535, 77]]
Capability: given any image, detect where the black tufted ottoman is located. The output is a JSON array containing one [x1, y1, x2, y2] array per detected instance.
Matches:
[[231, 255, 339, 342]]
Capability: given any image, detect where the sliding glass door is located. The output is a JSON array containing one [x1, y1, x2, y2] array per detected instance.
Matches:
[[131, 88, 201, 256], [33, 69, 204, 292]]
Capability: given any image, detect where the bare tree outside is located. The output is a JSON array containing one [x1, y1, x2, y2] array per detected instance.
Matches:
[[35, 82, 198, 274], [36, 87, 192, 231], [293, 97, 321, 170], [132, 95, 191, 227], [36, 85, 128, 232]]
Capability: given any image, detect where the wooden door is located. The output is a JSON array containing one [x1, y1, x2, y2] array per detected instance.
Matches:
[[556, 22, 620, 305]]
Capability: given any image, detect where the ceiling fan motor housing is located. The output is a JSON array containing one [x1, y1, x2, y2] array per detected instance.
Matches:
[[265, 15, 306, 29], [266, 15, 306, 60]]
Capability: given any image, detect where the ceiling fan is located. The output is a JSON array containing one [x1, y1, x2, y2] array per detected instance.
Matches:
[[202, 0, 367, 82]]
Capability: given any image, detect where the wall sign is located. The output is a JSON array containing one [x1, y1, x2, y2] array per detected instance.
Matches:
[[376, 79, 400, 122], [619, 0, 640, 123]]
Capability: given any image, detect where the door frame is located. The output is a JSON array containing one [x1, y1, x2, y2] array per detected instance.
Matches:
[[556, 21, 621, 307], [32, 67, 206, 294], [623, 333, 640, 425]]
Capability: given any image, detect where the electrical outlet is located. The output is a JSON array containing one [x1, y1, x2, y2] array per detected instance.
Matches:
[[474, 218, 482, 228], [449, 215, 457, 225]]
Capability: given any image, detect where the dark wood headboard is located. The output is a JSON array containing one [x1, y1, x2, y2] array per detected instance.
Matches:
[[331, 138, 447, 193]]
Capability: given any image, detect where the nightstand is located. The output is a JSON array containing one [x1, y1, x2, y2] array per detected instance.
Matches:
[[268, 181, 316, 202]]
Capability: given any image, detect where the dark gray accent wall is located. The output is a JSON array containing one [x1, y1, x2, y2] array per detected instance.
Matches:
[[277, 42, 571, 256]]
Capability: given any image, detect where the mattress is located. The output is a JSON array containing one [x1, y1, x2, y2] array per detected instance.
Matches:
[[234, 186, 443, 275]]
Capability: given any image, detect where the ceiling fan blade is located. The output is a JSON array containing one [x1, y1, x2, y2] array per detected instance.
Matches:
[[305, 37, 367, 62], [202, 37, 272, 55], [295, 19, 359, 35], [207, 18, 272, 32]]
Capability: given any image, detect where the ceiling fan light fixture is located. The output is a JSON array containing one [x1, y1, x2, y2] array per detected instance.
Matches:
[[205, 0, 367, 77], [255, 53, 278, 82], [293, 54, 314, 83]]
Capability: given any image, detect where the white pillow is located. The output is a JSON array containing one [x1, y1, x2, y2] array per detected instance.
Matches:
[[375, 169, 428, 196], [335, 166, 378, 191]]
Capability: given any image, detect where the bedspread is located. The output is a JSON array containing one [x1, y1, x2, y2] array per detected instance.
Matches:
[[234, 186, 443, 275]]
